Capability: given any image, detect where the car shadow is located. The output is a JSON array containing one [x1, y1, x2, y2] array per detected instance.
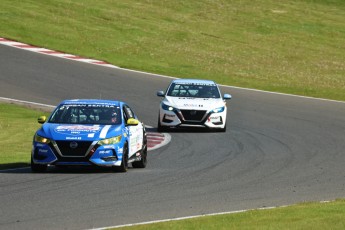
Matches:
[[152, 127, 225, 133], [0, 162, 30, 171], [0, 163, 133, 174]]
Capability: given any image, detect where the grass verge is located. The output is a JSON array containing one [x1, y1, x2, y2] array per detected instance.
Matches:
[[113, 200, 345, 230], [0, 0, 344, 100], [0, 103, 49, 170]]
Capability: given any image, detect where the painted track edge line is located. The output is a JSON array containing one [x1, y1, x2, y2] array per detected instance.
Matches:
[[88, 200, 334, 230], [0, 97, 55, 108], [1, 37, 344, 104], [118, 66, 345, 104]]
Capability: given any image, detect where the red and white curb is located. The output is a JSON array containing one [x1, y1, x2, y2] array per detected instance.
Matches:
[[147, 132, 171, 151], [0, 37, 119, 69], [0, 97, 170, 151]]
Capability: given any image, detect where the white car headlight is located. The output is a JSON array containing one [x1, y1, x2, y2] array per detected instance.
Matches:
[[161, 103, 174, 111], [211, 106, 225, 113]]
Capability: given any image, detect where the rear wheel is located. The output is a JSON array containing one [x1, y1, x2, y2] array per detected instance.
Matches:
[[113, 144, 128, 172], [31, 156, 47, 172]]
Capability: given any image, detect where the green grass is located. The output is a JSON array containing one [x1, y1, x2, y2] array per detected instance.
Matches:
[[0, 103, 49, 170], [1, 1, 345, 228], [114, 200, 345, 230], [0, 0, 344, 100]]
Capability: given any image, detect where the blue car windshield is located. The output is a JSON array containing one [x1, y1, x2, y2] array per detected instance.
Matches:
[[49, 104, 122, 125], [167, 83, 220, 98]]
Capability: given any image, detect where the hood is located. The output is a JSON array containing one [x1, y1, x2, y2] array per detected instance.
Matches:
[[164, 96, 225, 110], [37, 123, 123, 141]]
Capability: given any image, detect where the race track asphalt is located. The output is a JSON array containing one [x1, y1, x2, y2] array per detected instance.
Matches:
[[1, 44, 345, 230]]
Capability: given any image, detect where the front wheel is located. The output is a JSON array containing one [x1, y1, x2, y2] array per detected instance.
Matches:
[[31, 157, 47, 172], [220, 124, 226, 132], [157, 116, 167, 132], [113, 144, 128, 173]]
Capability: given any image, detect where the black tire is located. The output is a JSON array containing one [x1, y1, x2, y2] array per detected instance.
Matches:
[[132, 134, 147, 168], [113, 144, 128, 173], [157, 116, 167, 132], [31, 157, 47, 173], [220, 124, 227, 132]]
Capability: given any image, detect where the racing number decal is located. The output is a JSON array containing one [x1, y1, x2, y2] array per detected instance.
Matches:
[[128, 124, 143, 156], [123, 105, 143, 157]]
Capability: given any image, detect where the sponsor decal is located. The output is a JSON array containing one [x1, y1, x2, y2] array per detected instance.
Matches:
[[117, 147, 123, 154], [63, 103, 119, 108], [88, 133, 95, 138], [38, 149, 48, 153], [208, 116, 221, 122], [179, 82, 215, 86], [66, 136, 82, 140], [130, 142, 137, 150], [165, 114, 175, 118], [99, 150, 112, 155], [55, 125, 101, 136], [183, 104, 199, 107], [182, 104, 203, 107]]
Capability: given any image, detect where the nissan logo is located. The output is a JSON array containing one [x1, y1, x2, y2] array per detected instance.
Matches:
[[190, 110, 197, 116], [70, 141, 78, 149]]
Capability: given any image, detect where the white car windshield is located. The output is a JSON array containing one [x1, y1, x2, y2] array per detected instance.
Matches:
[[167, 83, 220, 98]]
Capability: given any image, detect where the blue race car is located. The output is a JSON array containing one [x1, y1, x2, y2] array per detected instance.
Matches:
[[31, 99, 147, 172]]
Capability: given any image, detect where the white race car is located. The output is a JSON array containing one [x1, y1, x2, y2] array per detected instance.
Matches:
[[157, 79, 231, 132]]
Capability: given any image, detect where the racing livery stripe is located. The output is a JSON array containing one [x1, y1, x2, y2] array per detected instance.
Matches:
[[99, 125, 111, 139]]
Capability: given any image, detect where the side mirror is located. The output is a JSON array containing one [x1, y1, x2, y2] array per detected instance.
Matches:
[[223, 94, 232, 100], [38, 116, 47, 124], [127, 118, 139, 126], [157, 91, 165, 97]]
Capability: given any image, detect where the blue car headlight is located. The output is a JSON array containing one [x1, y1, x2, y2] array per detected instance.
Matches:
[[34, 134, 51, 144], [211, 106, 225, 113], [161, 103, 174, 111], [98, 135, 122, 145]]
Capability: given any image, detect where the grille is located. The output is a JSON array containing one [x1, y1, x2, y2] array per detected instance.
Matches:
[[55, 141, 93, 157], [180, 110, 206, 121]]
